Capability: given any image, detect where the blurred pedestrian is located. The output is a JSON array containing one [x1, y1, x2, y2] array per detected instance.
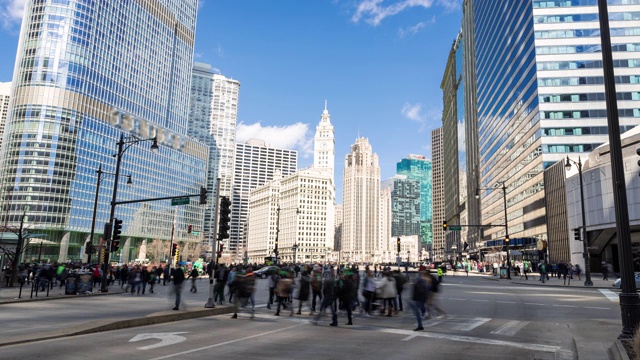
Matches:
[[314, 268, 338, 326], [188, 266, 199, 293], [295, 270, 311, 315], [410, 271, 429, 331], [171, 266, 185, 310]]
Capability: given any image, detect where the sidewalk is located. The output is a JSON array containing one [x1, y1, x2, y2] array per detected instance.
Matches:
[[0, 282, 127, 303], [485, 272, 621, 289]]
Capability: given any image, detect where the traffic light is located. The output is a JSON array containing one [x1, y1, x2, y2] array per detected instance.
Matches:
[[85, 241, 94, 255], [188, 225, 192, 234], [397, 237, 401, 253], [218, 196, 231, 240], [103, 222, 112, 245], [112, 218, 123, 252], [443, 221, 447, 231], [505, 235, 510, 243], [171, 243, 178, 256], [574, 228, 581, 241], [217, 243, 224, 258], [199, 186, 208, 205]]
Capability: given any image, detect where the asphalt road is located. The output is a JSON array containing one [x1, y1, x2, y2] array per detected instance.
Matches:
[[1, 275, 622, 360]]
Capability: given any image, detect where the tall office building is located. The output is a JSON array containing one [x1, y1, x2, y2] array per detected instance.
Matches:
[[0, 82, 11, 148], [188, 62, 240, 251], [379, 186, 392, 263], [431, 128, 445, 261], [0, 0, 208, 262], [341, 137, 380, 263], [232, 139, 297, 262], [472, 0, 640, 252], [381, 175, 421, 239], [396, 154, 433, 249]]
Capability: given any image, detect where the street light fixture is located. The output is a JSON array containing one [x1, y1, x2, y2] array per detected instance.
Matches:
[[564, 156, 593, 286], [101, 132, 160, 292], [475, 181, 510, 279], [292, 243, 299, 264]]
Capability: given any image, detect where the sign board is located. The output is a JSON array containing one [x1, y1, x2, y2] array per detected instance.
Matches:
[[191, 231, 200, 236], [449, 225, 462, 231], [171, 197, 190, 206]]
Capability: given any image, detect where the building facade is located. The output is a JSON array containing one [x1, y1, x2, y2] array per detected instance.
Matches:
[[188, 62, 240, 252], [232, 139, 297, 263], [431, 128, 445, 261], [0, 0, 208, 263], [396, 154, 433, 250], [472, 0, 640, 256], [341, 137, 380, 263], [0, 82, 10, 148], [381, 175, 421, 239]]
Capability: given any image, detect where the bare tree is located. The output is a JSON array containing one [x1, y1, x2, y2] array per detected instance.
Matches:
[[0, 211, 31, 287]]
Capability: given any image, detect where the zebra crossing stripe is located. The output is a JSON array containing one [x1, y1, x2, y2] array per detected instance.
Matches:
[[598, 289, 619, 303], [452, 317, 491, 331], [491, 320, 529, 336]]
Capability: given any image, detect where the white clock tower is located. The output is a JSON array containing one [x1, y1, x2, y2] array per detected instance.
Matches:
[[314, 100, 335, 180]]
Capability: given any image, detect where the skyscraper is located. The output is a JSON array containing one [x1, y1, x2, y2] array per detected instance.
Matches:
[[188, 62, 240, 252], [472, 0, 640, 252], [232, 139, 297, 262], [431, 128, 445, 261], [0, 1, 208, 262], [0, 82, 10, 148], [381, 175, 421, 239], [396, 155, 433, 249], [341, 137, 380, 263]]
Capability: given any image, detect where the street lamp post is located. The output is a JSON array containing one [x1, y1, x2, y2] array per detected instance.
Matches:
[[565, 156, 593, 286], [292, 243, 298, 264], [101, 132, 159, 292], [88, 165, 131, 265], [475, 182, 510, 279]]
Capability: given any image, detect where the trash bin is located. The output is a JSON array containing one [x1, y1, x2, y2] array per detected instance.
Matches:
[[77, 274, 93, 293], [65, 275, 78, 295]]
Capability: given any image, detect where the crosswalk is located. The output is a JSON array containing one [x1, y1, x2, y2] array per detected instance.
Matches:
[[248, 312, 532, 337]]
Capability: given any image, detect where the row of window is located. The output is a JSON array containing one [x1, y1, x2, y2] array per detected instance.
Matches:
[[534, 12, 640, 24], [533, 0, 640, 8], [542, 144, 601, 152], [536, 43, 640, 55], [541, 125, 636, 136], [535, 27, 640, 39], [537, 59, 640, 71], [538, 75, 640, 86], [540, 108, 640, 119], [539, 91, 640, 102]]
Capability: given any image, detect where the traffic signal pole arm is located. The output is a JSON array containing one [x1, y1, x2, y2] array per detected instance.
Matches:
[[114, 188, 206, 206]]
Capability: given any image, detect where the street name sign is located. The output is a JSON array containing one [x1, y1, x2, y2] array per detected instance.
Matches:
[[171, 197, 190, 206], [449, 225, 462, 231]]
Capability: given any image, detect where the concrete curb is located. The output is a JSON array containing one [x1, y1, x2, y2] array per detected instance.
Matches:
[[608, 339, 632, 360], [0, 289, 128, 304], [0, 305, 234, 348], [480, 276, 616, 290]]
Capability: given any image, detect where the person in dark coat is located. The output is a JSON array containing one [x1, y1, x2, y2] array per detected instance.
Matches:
[[171, 266, 185, 310], [337, 271, 356, 325], [295, 270, 311, 315]]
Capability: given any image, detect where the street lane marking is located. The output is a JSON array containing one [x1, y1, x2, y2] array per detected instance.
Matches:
[[491, 320, 529, 336], [496, 301, 516, 304], [129, 332, 187, 350], [524, 303, 545, 306], [447, 298, 466, 301], [552, 304, 577, 308], [585, 306, 610, 310], [598, 289, 619, 303], [146, 324, 302, 360], [452, 317, 491, 331], [471, 299, 490, 302], [423, 320, 444, 328], [402, 334, 418, 341], [381, 328, 566, 354]]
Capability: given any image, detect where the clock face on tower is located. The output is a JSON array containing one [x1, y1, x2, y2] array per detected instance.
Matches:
[[321, 142, 327, 148]]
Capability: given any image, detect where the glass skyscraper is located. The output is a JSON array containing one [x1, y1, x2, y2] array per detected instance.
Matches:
[[381, 175, 421, 238], [0, 0, 208, 262], [396, 155, 433, 247], [474, 0, 640, 250]]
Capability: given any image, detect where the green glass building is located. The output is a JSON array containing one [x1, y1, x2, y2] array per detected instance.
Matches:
[[397, 155, 433, 249]]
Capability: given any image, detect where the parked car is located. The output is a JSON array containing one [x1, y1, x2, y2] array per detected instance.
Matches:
[[613, 272, 640, 289], [254, 266, 278, 279]]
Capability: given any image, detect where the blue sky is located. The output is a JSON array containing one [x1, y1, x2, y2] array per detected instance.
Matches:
[[0, 0, 462, 200]]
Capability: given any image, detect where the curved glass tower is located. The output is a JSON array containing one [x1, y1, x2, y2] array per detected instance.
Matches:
[[0, 0, 208, 262]]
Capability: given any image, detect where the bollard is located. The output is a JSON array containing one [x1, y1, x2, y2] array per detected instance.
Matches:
[[30, 281, 35, 299], [17, 280, 24, 299], [46, 281, 50, 297]]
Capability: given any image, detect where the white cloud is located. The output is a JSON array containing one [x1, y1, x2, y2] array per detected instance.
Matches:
[[438, 0, 461, 12], [0, 0, 26, 28], [402, 102, 442, 132], [236, 121, 314, 158], [352, 0, 435, 26], [398, 21, 426, 37], [216, 44, 224, 57]]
